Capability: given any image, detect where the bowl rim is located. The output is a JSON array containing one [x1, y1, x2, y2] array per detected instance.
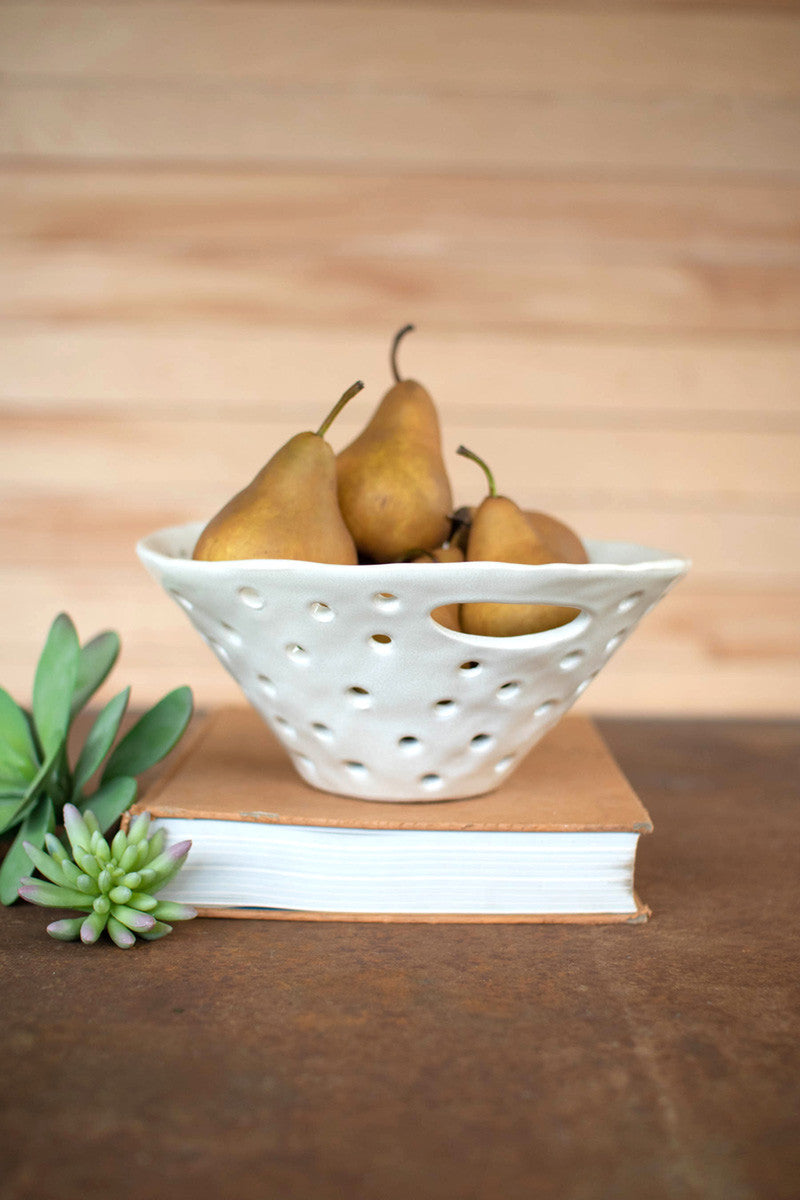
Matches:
[[137, 521, 691, 579]]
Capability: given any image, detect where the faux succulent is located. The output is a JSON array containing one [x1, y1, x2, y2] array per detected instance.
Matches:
[[18, 804, 195, 947], [0, 612, 193, 905]]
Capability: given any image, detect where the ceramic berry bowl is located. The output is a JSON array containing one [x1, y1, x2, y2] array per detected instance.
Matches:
[[138, 523, 688, 801]]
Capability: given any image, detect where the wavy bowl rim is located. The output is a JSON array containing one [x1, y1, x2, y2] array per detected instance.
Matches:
[[137, 522, 691, 580]]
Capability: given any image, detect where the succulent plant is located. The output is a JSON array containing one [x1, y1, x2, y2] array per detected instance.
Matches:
[[18, 803, 196, 948], [0, 612, 193, 905]]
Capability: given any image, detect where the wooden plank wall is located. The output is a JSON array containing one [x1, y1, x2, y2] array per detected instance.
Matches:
[[1, 0, 799, 716]]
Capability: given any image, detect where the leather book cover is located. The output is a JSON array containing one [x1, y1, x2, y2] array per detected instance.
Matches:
[[135, 707, 652, 924]]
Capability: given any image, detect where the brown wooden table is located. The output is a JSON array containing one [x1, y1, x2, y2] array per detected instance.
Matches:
[[2, 719, 798, 1200]]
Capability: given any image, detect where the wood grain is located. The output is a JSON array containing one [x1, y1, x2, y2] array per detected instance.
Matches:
[[1, 0, 797, 715], [3, 5, 799, 96], [3, 168, 800, 335], [3, 325, 799, 423], [4, 82, 799, 173], [4, 413, 796, 506]]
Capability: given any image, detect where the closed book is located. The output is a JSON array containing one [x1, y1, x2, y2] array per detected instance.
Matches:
[[133, 707, 652, 923]]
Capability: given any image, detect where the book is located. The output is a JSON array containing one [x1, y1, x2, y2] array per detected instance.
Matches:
[[133, 707, 653, 923]]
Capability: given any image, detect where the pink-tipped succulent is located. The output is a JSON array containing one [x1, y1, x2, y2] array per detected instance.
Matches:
[[18, 804, 196, 948]]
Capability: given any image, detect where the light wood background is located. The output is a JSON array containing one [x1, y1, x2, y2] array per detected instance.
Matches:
[[1, 0, 799, 716]]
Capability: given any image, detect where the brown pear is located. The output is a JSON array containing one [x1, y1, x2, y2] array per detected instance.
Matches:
[[411, 545, 464, 631], [457, 447, 581, 637], [449, 505, 587, 564], [525, 510, 588, 565], [336, 326, 452, 563], [193, 382, 363, 564]]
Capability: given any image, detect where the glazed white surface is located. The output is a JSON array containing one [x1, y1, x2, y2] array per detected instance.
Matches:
[[138, 523, 689, 801]]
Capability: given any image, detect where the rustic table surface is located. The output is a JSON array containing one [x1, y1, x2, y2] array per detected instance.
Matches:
[[2, 719, 798, 1200]]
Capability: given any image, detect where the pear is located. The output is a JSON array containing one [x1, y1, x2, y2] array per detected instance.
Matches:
[[336, 326, 453, 563], [193, 382, 363, 564], [456, 446, 581, 637], [525, 510, 588, 565], [410, 545, 464, 631], [449, 505, 587, 564]]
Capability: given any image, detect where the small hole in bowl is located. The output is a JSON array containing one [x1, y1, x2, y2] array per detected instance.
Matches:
[[372, 592, 399, 612], [559, 650, 585, 671], [293, 753, 315, 775], [257, 674, 277, 697], [470, 733, 494, 753], [575, 670, 600, 696], [309, 601, 334, 622], [494, 755, 515, 774], [347, 686, 372, 709], [273, 716, 297, 739], [238, 586, 264, 610], [534, 699, 557, 718], [206, 636, 230, 665], [434, 699, 459, 718], [617, 592, 644, 614], [370, 633, 393, 653], [398, 736, 422, 754], [497, 681, 521, 702], [312, 722, 333, 741], [168, 589, 194, 612], [344, 761, 368, 779], [420, 773, 443, 792], [460, 661, 481, 674], [220, 621, 243, 647], [605, 630, 627, 655], [285, 643, 309, 665]]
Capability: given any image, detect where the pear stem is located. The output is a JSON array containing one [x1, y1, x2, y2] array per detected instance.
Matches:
[[457, 445, 496, 497], [315, 380, 364, 438], [390, 324, 415, 383]]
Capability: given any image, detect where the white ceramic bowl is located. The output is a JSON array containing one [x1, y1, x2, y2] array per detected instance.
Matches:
[[138, 523, 688, 801]]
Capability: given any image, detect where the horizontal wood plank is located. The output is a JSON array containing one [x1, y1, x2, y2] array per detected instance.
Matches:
[[3, 168, 800, 336], [1, 415, 796, 512], [3, 5, 799, 96], [3, 82, 799, 173], [3, 325, 799, 425], [6, 168, 799, 253], [5, 501, 798, 582], [1, 410, 798, 584]]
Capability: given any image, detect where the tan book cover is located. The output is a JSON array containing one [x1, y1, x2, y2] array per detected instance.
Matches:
[[134, 707, 652, 924]]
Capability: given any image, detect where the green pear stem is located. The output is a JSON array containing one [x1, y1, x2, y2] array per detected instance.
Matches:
[[390, 324, 415, 383], [457, 445, 497, 498], [315, 380, 364, 438]]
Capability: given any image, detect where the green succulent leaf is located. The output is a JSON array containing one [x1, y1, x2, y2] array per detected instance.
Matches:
[[139, 920, 173, 941], [71, 631, 121, 718], [101, 687, 193, 784], [46, 916, 84, 941], [0, 795, 54, 905], [0, 733, 70, 838], [0, 686, 39, 787], [107, 915, 136, 949], [79, 775, 137, 834], [32, 614, 80, 759], [152, 900, 197, 922], [0, 794, 31, 836], [72, 687, 130, 798], [22, 838, 71, 887], [18, 875, 95, 910]]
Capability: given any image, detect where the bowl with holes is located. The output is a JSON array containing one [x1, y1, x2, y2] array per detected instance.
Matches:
[[137, 523, 688, 802]]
